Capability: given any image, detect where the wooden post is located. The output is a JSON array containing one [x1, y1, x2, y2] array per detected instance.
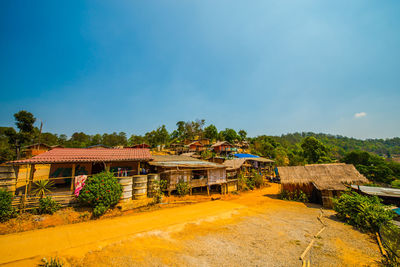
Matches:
[[27, 164, 35, 193], [70, 164, 76, 191], [22, 164, 29, 213], [105, 163, 110, 172], [138, 162, 141, 175]]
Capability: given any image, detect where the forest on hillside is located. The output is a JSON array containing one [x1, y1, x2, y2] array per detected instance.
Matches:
[[1, 111, 400, 187]]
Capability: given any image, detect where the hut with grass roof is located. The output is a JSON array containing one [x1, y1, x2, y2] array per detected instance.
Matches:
[[277, 163, 368, 208]]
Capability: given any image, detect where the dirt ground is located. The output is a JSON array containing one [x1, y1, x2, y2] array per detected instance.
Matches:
[[2, 184, 382, 267]]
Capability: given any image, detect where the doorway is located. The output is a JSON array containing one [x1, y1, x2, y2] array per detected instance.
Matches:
[[92, 163, 105, 174]]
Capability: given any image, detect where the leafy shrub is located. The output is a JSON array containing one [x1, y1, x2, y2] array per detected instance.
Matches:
[[333, 191, 394, 232], [38, 197, 60, 215], [200, 150, 214, 160], [380, 224, 400, 266], [0, 189, 14, 222], [93, 204, 108, 217], [391, 179, 400, 189], [279, 189, 309, 203], [238, 173, 248, 191], [245, 177, 255, 190], [238, 172, 262, 191], [253, 171, 263, 188], [176, 179, 189, 196], [40, 257, 64, 267], [78, 172, 122, 217], [152, 179, 167, 204]]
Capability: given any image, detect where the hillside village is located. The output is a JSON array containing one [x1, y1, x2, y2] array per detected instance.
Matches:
[[0, 112, 400, 266]]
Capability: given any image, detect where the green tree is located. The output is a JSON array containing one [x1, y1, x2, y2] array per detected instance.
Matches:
[[343, 151, 397, 184], [14, 110, 36, 133], [5, 111, 37, 158], [204, 124, 218, 141], [301, 136, 331, 164], [238, 130, 247, 141], [220, 128, 239, 143], [40, 133, 59, 146], [128, 134, 146, 146], [174, 121, 186, 140], [145, 125, 170, 147], [69, 132, 91, 147]]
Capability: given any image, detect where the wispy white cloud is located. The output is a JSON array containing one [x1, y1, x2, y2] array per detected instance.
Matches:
[[354, 112, 367, 118]]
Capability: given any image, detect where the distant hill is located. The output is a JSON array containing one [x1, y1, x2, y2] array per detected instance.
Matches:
[[252, 132, 400, 159]]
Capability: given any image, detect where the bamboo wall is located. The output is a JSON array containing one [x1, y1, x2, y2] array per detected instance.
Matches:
[[16, 164, 51, 190], [281, 183, 315, 196], [208, 168, 226, 185]]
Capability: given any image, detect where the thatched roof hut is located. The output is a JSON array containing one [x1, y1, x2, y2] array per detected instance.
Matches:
[[278, 163, 368, 208], [278, 163, 367, 190]]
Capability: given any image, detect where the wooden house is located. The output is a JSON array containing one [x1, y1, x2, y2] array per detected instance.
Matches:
[[198, 138, 210, 146], [130, 143, 150, 149], [23, 143, 51, 158], [9, 148, 152, 194], [223, 156, 275, 179], [187, 141, 205, 152], [278, 163, 368, 208], [149, 155, 230, 195], [211, 141, 236, 154]]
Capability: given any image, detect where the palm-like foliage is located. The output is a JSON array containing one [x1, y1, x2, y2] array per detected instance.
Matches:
[[31, 180, 55, 198]]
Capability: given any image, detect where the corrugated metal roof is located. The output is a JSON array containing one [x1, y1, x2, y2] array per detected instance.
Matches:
[[150, 160, 225, 168], [9, 148, 152, 164], [351, 185, 400, 198]]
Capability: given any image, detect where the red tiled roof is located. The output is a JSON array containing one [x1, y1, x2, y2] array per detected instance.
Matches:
[[9, 148, 152, 164]]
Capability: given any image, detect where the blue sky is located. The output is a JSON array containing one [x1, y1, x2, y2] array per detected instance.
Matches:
[[1, 1, 399, 139]]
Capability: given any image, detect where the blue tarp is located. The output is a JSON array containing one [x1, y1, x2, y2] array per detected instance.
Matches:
[[234, 153, 259, 158], [394, 208, 400, 216]]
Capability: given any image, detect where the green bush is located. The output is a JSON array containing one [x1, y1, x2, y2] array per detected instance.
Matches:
[[78, 172, 122, 217], [333, 191, 394, 232], [200, 150, 214, 160], [279, 189, 309, 203], [39, 257, 64, 267], [176, 179, 189, 196], [38, 197, 60, 215], [391, 179, 400, 189], [380, 224, 400, 266], [245, 176, 255, 190], [152, 179, 167, 204], [238, 173, 248, 191], [0, 189, 14, 222], [253, 171, 263, 189]]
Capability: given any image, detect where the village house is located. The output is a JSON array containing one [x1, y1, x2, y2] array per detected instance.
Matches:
[[22, 143, 52, 158], [211, 141, 237, 154], [278, 163, 368, 208], [7, 148, 152, 207], [186, 141, 205, 152], [129, 143, 150, 149], [149, 155, 231, 195], [223, 155, 275, 180]]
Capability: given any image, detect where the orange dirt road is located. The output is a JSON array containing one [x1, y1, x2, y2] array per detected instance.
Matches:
[[0, 184, 381, 266], [0, 200, 244, 265]]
